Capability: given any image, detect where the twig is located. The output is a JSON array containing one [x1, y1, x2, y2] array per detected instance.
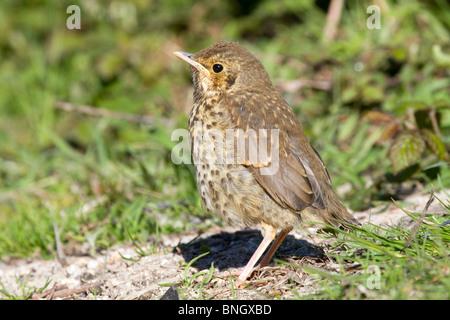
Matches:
[[276, 78, 332, 92], [429, 108, 443, 141], [323, 0, 344, 42], [31, 281, 103, 300], [55, 101, 175, 127], [0, 176, 57, 203], [53, 221, 67, 265], [375, 0, 389, 13], [405, 190, 434, 248]]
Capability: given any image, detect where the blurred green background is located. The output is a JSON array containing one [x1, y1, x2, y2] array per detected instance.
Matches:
[[0, 0, 449, 259]]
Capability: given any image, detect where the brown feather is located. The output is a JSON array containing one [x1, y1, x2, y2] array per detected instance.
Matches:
[[224, 90, 331, 213]]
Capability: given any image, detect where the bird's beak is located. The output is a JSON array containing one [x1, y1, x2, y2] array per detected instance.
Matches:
[[173, 51, 209, 74]]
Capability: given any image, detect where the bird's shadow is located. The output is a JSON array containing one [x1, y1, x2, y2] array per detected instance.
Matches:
[[176, 229, 325, 271]]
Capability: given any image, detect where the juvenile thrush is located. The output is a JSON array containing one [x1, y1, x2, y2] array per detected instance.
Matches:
[[174, 41, 358, 284]]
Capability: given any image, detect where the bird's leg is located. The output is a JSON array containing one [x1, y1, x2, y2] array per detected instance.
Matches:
[[257, 228, 292, 269], [236, 225, 277, 285]]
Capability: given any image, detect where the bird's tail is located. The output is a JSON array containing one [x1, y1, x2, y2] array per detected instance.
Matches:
[[304, 189, 360, 229], [325, 196, 360, 229]]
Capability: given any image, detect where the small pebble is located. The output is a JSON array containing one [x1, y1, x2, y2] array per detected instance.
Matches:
[[66, 264, 82, 278], [87, 260, 99, 270]]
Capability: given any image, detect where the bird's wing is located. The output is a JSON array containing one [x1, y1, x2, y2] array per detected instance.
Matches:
[[246, 139, 326, 212], [227, 92, 326, 212]]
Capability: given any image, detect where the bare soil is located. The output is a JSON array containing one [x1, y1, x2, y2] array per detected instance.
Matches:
[[0, 190, 447, 300]]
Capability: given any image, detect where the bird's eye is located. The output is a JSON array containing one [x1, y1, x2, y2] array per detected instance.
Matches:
[[212, 64, 224, 73]]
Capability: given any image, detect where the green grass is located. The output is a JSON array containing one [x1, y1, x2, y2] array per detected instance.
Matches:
[[0, 274, 51, 300], [157, 251, 230, 300], [0, 0, 449, 300], [292, 195, 450, 300]]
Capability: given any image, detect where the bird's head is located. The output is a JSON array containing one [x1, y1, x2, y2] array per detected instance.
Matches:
[[174, 41, 273, 96]]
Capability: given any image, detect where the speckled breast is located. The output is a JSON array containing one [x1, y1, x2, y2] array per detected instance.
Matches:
[[188, 109, 301, 230]]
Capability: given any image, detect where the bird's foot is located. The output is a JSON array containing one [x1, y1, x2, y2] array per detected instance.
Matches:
[[233, 262, 277, 288]]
